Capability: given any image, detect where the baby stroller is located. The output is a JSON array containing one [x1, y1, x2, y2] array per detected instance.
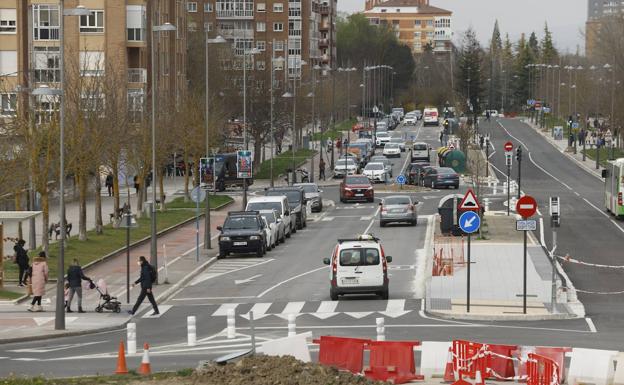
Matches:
[[93, 278, 121, 313]]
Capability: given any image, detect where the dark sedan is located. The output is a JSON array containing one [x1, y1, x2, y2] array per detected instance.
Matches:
[[407, 162, 431, 185], [422, 167, 460, 189]]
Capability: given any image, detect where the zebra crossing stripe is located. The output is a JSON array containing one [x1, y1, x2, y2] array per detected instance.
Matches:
[[212, 303, 239, 316]]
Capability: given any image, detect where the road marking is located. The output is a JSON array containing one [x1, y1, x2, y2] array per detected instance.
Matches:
[[256, 266, 328, 298], [245, 302, 272, 318], [8, 340, 108, 353], [360, 216, 372, 220], [212, 303, 240, 316], [235, 274, 262, 285], [316, 300, 339, 313], [539, 217, 546, 247], [384, 299, 405, 312], [190, 258, 275, 286], [322, 217, 334, 221], [141, 304, 172, 318], [33, 317, 55, 326], [173, 296, 257, 301], [345, 312, 373, 319], [585, 317, 597, 333], [276, 301, 306, 319], [363, 206, 381, 234]]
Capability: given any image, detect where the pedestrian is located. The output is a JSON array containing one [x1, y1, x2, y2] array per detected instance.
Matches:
[[13, 239, 29, 286], [105, 173, 114, 197], [479, 135, 484, 149], [66, 258, 90, 313], [439, 131, 444, 146], [28, 252, 48, 312], [128, 256, 159, 316], [319, 157, 326, 181], [133, 175, 140, 194]]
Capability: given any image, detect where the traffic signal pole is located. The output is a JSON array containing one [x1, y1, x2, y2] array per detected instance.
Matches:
[[516, 146, 522, 198]]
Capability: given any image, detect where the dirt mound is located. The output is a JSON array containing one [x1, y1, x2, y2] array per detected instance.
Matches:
[[194, 354, 385, 385]]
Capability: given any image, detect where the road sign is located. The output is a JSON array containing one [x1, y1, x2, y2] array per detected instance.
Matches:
[[543, 107, 551, 114], [504, 141, 513, 152], [516, 195, 537, 218], [459, 211, 481, 234], [191, 186, 206, 203], [572, 122, 579, 129], [237, 150, 253, 179], [396, 175, 406, 185], [516, 219, 537, 231], [458, 189, 481, 211]]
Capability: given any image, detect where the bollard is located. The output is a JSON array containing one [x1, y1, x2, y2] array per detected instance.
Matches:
[[288, 314, 296, 337], [127, 323, 137, 355], [376, 317, 385, 341], [484, 198, 490, 212], [187, 316, 197, 346], [226, 309, 236, 339]]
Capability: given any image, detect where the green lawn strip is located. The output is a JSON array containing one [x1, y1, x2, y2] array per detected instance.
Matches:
[[311, 118, 357, 141], [255, 149, 316, 179], [166, 194, 233, 209], [582, 147, 624, 168], [0, 288, 23, 300]]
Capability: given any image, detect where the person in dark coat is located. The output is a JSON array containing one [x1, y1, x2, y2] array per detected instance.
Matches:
[[13, 240, 29, 286], [105, 173, 114, 196], [128, 256, 159, 316], [66, 259, 90, 313]]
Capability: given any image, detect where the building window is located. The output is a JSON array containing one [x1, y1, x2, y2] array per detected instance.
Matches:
[[426, 31, 434, 38], [127, 89, 144, 123], [204, 2, 214, 12], [273, 3, 284, 12], [257, 21, 266, 31], [33, 5, 60, 40], [426, 19, 433, 26], [256, 40, 266, 51], [288, 20, 301, 36], [127, 5, 145, 41], [413, 31, 421, 38], [204, 22, 213, 31], [274, 60, 283, 71], [80, 51, 105, 76], [257, 3, 266, 11], [413, 41, 422, 51], [81, 93, 105, 115], [80, 10, 104, 33], [273, 22, 283, 32], [274, 40, 284, 50], [0, 9, 17, 34], [234, 38, 253, 56], [257, 61, 265, 70], [0, 50, 17, 76], [33, 47, 59, 82], [187, 2, 198, 12], [381, 9, 386, 12], [288, 39, 301, 55], [0, 93, 16, 116]]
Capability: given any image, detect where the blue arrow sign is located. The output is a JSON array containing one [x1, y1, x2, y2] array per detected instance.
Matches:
[[459, 211, 481, 234], [396, 175, 406, 185]]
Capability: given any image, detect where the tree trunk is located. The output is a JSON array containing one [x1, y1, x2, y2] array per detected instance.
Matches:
[[94, 170, 103, 235], [14, 191, 22, 240], [41, 189, 49, 255], [78, 173, 88, 241], [158, 167, 166, 212], [183, 158, 191, 200], [112, 158, 120, 214]]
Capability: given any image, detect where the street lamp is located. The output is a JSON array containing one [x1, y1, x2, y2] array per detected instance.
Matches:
[[204, 34, 226, 250], [270, 44, 285, 188], [282, 59, 306, 185], [241, 46, 260, 208], [149, 22, 176, 278], [308, 64, 322, 183]]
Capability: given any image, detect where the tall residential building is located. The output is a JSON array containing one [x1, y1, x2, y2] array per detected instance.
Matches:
[[0, 1, 186, 123], [363, 0, 452, 55], [586, 0, 624, 57]]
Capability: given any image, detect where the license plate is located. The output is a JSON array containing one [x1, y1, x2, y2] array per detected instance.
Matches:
[[392, 209, 404, 213], [342, 277, 359, 285], [355, 194, 364, 197], [233, 241, 247, 246]]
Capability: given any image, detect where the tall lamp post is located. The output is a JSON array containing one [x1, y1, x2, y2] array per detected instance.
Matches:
[[32, 2, 91, 331], [270, 41, 285, 188], [308, 64, 322, 183], [282, 59, 306, 185], [204, 34, 227, 250], [242, 46, 260, 208]]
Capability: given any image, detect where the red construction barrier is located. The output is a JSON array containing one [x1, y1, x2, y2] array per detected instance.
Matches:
[[363, 340, 424, 384], [486, 344, 518, 380], [452, 340, 489, 385], [527, 353, 560, 385], [516, 346, 570, 382], [313, 336, 369, 374]]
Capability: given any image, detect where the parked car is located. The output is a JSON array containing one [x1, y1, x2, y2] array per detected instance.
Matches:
[[259, 209, 283, 247], [340, 175, 374, 203], [375, 121, 388, 131], [323, 234, 392, 300], [382, 143, 401, 158], [411, 142, 431, 162], [246, 196, 293, 238], [334, 159, 359, 177], [422, 167, 460, 189], [294, 183, 323, 212], [363, 162, 388, 183], [265, 187, 307, 230], [379, 195, 418, 227], [217, 211, 267, 259], [407, 162, 431, 185]]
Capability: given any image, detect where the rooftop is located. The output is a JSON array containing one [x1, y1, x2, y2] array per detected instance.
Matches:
[[366, 0, 451, 14]]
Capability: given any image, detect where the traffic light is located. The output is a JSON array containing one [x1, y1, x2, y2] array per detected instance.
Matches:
[[515, 146, 522, 162]]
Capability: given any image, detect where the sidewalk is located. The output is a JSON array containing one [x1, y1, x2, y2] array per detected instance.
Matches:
[[0, 197, 238, 343]]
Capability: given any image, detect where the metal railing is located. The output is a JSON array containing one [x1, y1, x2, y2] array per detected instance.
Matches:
[[127, 68, 147, 83], [215, 6, 254, 18]]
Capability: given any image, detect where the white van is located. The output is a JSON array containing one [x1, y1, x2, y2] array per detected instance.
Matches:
[[411, 142, 430, 162], [323, 234, 393, 300], [246, 196, 293, 238], [423, 108, 439, 126]]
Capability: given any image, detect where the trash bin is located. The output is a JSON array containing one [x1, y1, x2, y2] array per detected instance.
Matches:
[[437, 195, 463, 236]]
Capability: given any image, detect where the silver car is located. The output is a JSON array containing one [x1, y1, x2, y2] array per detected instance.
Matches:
[[379, 195, 418, 227], [294, 183, 323, 212], [259, 209, 285, 246], [370, 156, 393, 177]]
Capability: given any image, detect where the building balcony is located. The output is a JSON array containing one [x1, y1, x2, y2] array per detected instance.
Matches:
[[434, 34, 451, 41], [319, 4, 330, 14], [433, 46, 451, 53], [218, 29, 252, 39], [216, 7, 254, 19], [320, 22, 329, 30], [127, 68, 147, 83], [319, 38, 328, 47]]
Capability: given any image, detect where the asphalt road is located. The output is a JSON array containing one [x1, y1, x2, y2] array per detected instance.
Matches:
[[0, 119, 610, 378]]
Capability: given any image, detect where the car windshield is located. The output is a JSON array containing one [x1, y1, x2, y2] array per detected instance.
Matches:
[[339, 248, 380, 266], [267, 190, 301, 204], [414, 144, 427, 150], [345, 176, 370, 185], [297, 184, 318, 193], [439, 168, 457, 175], [390, 138, 403, 143], [385, 143, 400, 149], [260, 213, 276, 224], [365, 163, 384, 170], [377, 132, 389, 138], [247, 202, 283, 216], [336, 160, 355, 167], [371, 156, 388, 163], [385, 197, 411, 205], [223, 216, 260, 230]]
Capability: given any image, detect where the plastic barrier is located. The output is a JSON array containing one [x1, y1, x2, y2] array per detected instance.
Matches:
[[258, 332, 312, 362], [568, 347, 618, 385], [420, 341, 453, 380], [363, 340, 424, 384], [516, 346, 570, 382], [486, 344, 518, 380], [313, 336, 369, 374], [452, 340, 488, 385], [613, 352, 624, 385], [527, 353, 559, 385]]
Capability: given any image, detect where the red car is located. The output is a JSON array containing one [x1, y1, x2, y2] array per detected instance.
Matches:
[[340, 175, 374, 203]]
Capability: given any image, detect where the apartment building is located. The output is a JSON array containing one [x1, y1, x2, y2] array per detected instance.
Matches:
[[363, 0, 452, 55], [185, 0, 336, 85], [585, 0, 624, 57], [0, 0, 186, 122]]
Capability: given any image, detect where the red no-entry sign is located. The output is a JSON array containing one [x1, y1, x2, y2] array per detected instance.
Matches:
[[504, 141, 513, 152], [516, 195, 537, 218]]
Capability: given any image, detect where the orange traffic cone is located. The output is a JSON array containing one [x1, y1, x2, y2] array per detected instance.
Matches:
[[138, 343, 152, 375], [443, 347, 455, 382], [115, 341, 129, 374]]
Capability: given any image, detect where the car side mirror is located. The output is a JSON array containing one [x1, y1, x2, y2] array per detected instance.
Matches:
[[386, 256, 393, 263], [216, 225, 223, 231], [323, 257, 331, 265]]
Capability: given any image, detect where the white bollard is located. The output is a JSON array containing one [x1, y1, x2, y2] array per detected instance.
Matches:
[[226, 309, 236, 339], [127, 322, 137, 355], [484, 198, 490, 212], [288, 314, 297, 337], [376, 317, 385, 341], [187, 316, 197, 346]]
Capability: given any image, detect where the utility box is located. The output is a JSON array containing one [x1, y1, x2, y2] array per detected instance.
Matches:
[[437, 194, 464, 236]]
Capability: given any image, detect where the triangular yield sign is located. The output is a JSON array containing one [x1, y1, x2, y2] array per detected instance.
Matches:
[[458, 189, 480, 211]]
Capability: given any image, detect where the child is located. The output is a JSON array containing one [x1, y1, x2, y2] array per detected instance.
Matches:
[[64, 282, 70, 310]]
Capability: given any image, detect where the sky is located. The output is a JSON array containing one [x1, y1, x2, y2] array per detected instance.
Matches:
[[338, 0, 587, 54]]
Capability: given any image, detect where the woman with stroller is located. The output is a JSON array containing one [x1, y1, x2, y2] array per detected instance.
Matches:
[[28, 252, 49, 312], [66, 259, 91, 313]]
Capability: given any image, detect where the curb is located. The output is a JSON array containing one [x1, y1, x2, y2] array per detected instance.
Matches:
[[424, 309, 581, 322]]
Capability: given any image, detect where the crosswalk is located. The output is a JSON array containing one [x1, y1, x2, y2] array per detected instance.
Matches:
[[189, 259, 275, 286], [202, 299, 419, 320]]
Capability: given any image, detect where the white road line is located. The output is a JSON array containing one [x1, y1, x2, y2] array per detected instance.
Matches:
[[141, 304, 172, 318], [317, 300, 339, 313], [281, 301, 305, 315], [247, 302, 272, 317], [172, 296, 256, 301], [385, 299, 405, 312], [585, 317, 598, 333], [256, 266, 328, 298], [539, 217, 546, 247], [212, 303, 240, 316], [363, 206, 381, 234], [190, 258, 275, 286]]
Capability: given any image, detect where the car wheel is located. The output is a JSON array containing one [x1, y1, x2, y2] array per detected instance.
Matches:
[[292, 223, 297, 233], [367, 198, 374, 203], [454, 184, 459, 189], [380, 288, 389, 300], [286, 228, 291, 238], [303, 218, 307, 228], [257, 244, 265, 258], [411, 220, 417, 226], [380, 221, 386, 227], [330, 289, 339, 301], [217, 250, 227, 259]]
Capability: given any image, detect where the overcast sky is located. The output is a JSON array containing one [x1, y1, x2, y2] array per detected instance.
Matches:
[[338, 0, 587, 54]]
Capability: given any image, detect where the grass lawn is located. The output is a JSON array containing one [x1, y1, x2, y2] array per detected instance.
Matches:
[[311, 118, 357, 141], [4, 196, 233, 281], [582, 147, 624, 168], [255, 149, 316, 179], [166, 194, 233, 209], [0, 288, 23, 300]]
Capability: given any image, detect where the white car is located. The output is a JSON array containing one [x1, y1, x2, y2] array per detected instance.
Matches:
[[259, 209, 283, 247], [389, 137, 406, 152], [423, 107, 439, 126], [375, 121, 388, 131], [403, 114, 417, 125], [323, 234, 393, 300], [334, 159, 359, 177], [246, 196, 293, 238], [370, 156, 393, 177], [411, 142, 430, 162], [363, 162, 388, 183], [375, 132, 391, 147], [382, 143, 401, 157]]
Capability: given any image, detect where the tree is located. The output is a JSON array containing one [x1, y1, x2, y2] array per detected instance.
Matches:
[[541, 23, 559, 64], [528, 32, 540, 61], [488, 20, 503, 110], [456, 28, 485, 114], [512, 34, 533, 108]]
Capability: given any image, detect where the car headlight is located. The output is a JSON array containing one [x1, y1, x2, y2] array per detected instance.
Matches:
[[344, 187, 352, 191], [220, 236, 230, 241], [366, 186, 373, 190], [250, 235, 260, 240]]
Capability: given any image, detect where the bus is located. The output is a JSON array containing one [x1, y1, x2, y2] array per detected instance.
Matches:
[[603, 158, 624, 217]]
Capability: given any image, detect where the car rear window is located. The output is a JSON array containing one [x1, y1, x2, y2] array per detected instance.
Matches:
[[385, 197, 411, 205], [224, 216, 260, 230], [439, 168, 457, 175], [247, 202, 283, 216], [339, 248, 380, 266], [365, 163, 384, 170], [345, 176, 370, 185], [414, 144, 427, 150]]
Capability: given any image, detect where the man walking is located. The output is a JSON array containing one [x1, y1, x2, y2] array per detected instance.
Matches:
[[13, 240, 29, 287], [319, 157, 326, 181], [66, 259, 91, 313], [128, 256, 159, 316]]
